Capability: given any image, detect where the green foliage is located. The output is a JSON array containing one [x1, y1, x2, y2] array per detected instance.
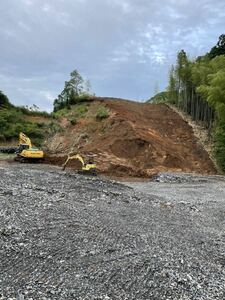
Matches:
[[148, 92, 170, 104], [213, 122, 225, 171], [53, 70, 93, 112], [53, 103, 89, 121], [208, 34, 225, 59], [198, 69, 225, 121], [17, 106, 50, 117], [0, 91, 12, 108], [74, 103, 89, 117], [0, 108, 44, 144], [176, 50, 191, 84], [167, 65, 178, 104], [52, 108, 70, 119], [70, 93, 93, 104], [164, 34, 225, 171], [0, 91, 61, 146], [68, 117, 77, 125], [48, 122, 63, 134], [95, 105, 109, 120]]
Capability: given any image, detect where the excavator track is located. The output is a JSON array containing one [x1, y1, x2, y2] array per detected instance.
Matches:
[[77, 169, 97, 176], [14, 155, 44, 163]]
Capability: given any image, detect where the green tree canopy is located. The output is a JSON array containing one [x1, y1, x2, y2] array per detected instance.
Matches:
[[208, 34, 225, 59], [53, 70, 92, 112], [161, 34, 225, 172], [0, 90, 11, 108]]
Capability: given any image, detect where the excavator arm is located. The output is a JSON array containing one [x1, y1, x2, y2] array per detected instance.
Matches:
[[62, 154, 85, 170], [62, 153, 97, 175], [19, 132, 32, 149]]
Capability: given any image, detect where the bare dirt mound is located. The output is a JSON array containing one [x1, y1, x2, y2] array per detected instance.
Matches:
[[45, 98, 217, 177]]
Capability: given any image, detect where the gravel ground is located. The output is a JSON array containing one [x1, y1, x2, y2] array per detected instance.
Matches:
[[0, 164, 224, 299]]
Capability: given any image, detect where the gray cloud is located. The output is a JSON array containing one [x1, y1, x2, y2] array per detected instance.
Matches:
[[0, 0, 225, 111]]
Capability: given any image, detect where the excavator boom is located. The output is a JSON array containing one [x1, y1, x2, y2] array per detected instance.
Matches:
[[19, 132, 32, 149], [62, 153, 97, 175]]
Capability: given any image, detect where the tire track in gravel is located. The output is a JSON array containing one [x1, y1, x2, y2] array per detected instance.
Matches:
[[0, 164, 225, 299]]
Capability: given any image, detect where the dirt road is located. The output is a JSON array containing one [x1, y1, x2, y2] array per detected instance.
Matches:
[[0, 163, 224, 299]]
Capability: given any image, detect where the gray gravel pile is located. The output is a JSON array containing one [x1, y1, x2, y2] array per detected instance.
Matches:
[[152, 172, 225, 184], [0, 164, 225, 299]]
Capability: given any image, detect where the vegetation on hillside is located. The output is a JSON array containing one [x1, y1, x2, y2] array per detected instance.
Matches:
[[0, 70, 109, 146], [95, 105, 109, 120], [0, 91, 13, 108], [53, 70, 94, 112], [153, 34, 225, 171], [53, 70, 109, 124], [148, 91, 170, 104], [0, 93, 60, 146]]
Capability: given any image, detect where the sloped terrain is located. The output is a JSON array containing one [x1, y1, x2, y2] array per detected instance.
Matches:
[[0, 164, 224, 299], [46, 98, 216, 177]]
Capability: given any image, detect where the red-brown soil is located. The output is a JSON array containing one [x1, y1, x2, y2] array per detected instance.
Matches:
[[45, 98, 217, 177]]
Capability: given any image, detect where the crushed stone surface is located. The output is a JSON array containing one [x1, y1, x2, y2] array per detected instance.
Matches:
[[0, 164, 224, 299]]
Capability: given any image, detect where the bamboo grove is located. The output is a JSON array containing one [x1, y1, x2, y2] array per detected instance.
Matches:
[[162, 35, 225, 171]]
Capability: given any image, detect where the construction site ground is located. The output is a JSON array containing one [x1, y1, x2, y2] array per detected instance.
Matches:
[[45, 99, 217, 178], [0, 162, 224, 299], [0, 99, 223, 299]]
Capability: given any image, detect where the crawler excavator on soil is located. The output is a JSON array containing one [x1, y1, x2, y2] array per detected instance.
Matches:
[[62, 153, 97, 175], [15, 132, 44, 162]]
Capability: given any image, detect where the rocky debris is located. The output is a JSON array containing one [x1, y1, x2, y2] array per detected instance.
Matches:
[[0, 146, 17, 154], [152, 172, 225, 184], [0, 164, 225, 299]]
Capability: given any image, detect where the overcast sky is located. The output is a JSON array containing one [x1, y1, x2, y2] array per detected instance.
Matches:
[[0, 0, 225, 111]]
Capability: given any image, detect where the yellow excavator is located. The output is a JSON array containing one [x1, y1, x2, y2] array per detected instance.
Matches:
[[62, 153, 97, 175], [15, 132, 44, 162]]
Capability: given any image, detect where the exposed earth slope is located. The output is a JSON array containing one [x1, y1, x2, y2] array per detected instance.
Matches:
[[46, 98, 216, 177]]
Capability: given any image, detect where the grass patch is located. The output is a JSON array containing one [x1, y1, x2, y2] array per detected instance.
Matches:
[[74, 103, 89, 117], [52, 108, 70, 119], [95, 105, 109, 120], [53, 103, 89, 122], [0, 153, 15, 160]]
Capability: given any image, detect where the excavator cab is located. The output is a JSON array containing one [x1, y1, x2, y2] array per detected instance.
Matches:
[[16, 144, 29, 153]]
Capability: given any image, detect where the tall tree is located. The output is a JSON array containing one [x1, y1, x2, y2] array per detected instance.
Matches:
[[175, 50, 191, 110], [61, 70, 84, 103], [167, 65, 178, 104], [0, 90, 11, 108], [53, 70, 86, 111], [208, 34, 225, 59]]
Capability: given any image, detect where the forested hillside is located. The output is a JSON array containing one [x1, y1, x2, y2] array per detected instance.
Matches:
[[0, 91, 60, 146], [152, 34, 225, 171]]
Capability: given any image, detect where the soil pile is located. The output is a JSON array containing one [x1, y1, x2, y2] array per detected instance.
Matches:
[[45, 98, 217, 177]]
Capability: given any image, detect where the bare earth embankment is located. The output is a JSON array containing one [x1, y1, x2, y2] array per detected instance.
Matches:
[[45, 98, 217, 178]]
